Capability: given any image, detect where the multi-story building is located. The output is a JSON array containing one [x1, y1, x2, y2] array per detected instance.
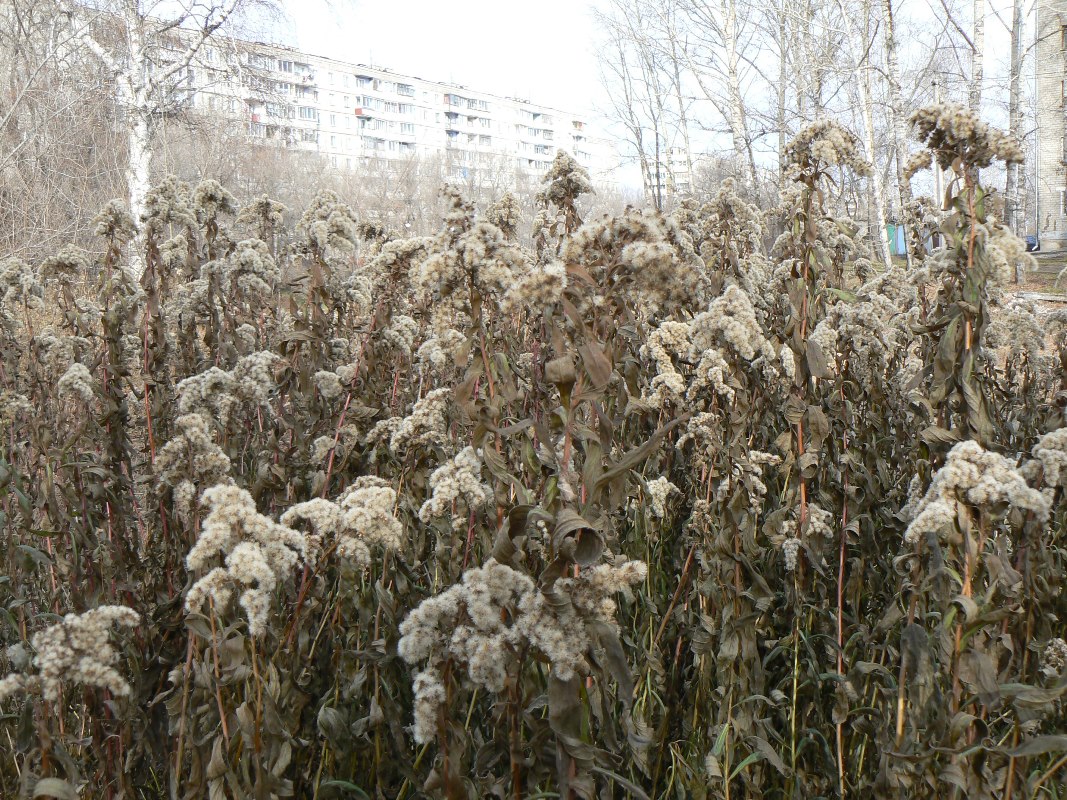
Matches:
[[1037, 1, 1067, 248], [652, 146, 693, 200], [182, 38, 617, 187]]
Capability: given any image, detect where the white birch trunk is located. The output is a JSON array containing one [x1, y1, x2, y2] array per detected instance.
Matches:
[[665, 13, 695, 194], [777, 0, 788, 183], [58, 0, 244, 277], [1005, 0, 1023, 237], [126, 106, 151, 246], [722, 0, 758, 188], [882, 0, 913, 266], [840, 0, 893, 270], [968, 0, 985, 112]]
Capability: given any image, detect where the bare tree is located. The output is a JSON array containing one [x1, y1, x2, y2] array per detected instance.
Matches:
[[676, 0, 760, 188], [0, 1, 126, 255], [968, 0, 985, 112], [838, 0, 894, 269], [596, 0, 684, 209], [1004, 0, 1024, 235], [881, 0, 915, 264], [56, 0, 272, 272]]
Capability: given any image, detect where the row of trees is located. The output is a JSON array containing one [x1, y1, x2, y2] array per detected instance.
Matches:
[[595, 0, 1031, 258]]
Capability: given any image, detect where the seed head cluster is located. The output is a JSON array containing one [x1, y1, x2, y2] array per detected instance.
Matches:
[[186, 484, 308, 637], [0, 606, 139, 704], [419, 446, 493, 523], [903, 440, 1050, 545], [397, 556, 645, 743], [157, 413, 232, 521], [910, 103, 1023, 170], [282, 476, 403, 568], [786, 120, 872, 176]]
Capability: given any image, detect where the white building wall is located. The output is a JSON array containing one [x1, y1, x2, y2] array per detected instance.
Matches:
[[186, 39, 617, 188]]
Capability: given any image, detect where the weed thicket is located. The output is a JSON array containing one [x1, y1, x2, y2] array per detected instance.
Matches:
[[0, 106, 1065, 800]]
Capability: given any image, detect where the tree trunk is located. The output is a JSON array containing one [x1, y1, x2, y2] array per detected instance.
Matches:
[[120, 75, 151, 277], [1005, 0, 1023, 240], [882, 0, 915, 266], [968, 0, 984, 112], [665, 11, 695, 195], [777, 0, 788, 185], [723, 0, 758, 190], [842, 0, 893, 270]]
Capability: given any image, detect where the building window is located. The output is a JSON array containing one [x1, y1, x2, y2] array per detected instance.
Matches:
[[1060, 189, 1067, 217], [298, 106, 317, 120], [400, 122, 414, 134], [397, 83, 415, 96], [329, 113, 337, 127]]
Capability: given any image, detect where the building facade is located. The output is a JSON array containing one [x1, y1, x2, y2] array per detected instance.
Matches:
[[181, 38, 617, 187], [1037, 1, 1067, 248]]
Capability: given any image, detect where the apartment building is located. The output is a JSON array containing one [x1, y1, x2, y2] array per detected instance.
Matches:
[[1037, 1, 1067, 248], [652, 146, 693, 200], [182, 38, 617, 187]]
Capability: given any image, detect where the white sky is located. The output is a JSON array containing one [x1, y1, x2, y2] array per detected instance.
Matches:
[[273, 0, 607, 118]]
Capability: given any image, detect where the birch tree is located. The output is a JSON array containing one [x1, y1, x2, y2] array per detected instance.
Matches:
[[596, 0, 679, 209], [968, 0, 985, 112], [881, 0, 912, 227], [1004, 0, 1024, 235], [57, 0, 267, 274], [677, 0, 760, 189], [838, 0, 893, 269]]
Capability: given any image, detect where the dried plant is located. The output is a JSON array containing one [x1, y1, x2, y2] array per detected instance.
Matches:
[[0, 129, 1064, 800]]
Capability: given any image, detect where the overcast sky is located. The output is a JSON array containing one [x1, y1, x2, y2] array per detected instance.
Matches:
[[273, 0, 607, 118]]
